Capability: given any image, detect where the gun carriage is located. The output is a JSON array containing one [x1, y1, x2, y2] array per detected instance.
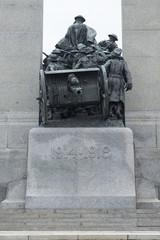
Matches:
[[38, 66, 109, 125]]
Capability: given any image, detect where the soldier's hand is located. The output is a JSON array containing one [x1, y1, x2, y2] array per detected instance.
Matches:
[[125, 83, 132, 91]]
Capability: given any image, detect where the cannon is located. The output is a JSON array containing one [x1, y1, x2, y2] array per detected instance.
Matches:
[[37, 66, 109, 125]]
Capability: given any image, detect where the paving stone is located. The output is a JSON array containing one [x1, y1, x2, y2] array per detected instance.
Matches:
[[137, 209, 160, 214], [80, 213, 106, 218], [0, 237, 28, 240], [29, 235, 77, 240], [79, 234, 127, 240], [128, 235, 160, 240]]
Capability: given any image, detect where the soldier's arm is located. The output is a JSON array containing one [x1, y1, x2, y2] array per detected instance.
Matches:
[[123, 60, 132, 90], [104, 60, 111, 70]]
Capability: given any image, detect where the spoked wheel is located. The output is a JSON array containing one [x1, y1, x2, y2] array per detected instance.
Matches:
[[38, 69, 48, 125], [99, 65, 109, 120]]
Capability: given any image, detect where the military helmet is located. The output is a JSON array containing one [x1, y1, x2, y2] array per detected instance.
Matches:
[[48, 54, 58, 61], [52, 49, 62, 54], [75, 15, 86, 22], [111, 48, 122, 57], [108, 33, 118, 41]]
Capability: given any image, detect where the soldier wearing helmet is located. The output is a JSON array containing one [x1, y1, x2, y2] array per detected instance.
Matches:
[[45, 49, 68, 71], [56, 15, 97, 51], [98, 33, 118, 53], [103, 48, 132, 121]]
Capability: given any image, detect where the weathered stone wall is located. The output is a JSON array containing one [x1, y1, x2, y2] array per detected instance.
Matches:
[[122, 0, 160, 207], [0, 0, 43, 204]]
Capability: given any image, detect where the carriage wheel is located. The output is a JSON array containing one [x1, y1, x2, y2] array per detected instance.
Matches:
[[99, 65, 109, 120], [39, 69, 48, 125]]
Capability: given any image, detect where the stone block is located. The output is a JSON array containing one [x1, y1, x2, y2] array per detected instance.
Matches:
[[28, 234, 77, 240], [79, 234, 127, 240], [123, 5, 160, 31], [124, 57, 160, 85], [0, 236, 27, 240], [136, 157, 160, 205], [6, 178, 26, 199], [0, 58, 40, 85], [122, 0, 160, 7], [0, 187, 6, 202], [157, 124, 160, 148], [26, 127, 136, 209], [125, 83, 160, 111], [126, 123, 156, 148], [137, 217, 160, 227], [55, 209, 105, 214], [0, 199, 25, 209], [7, 111, 38, 122], [0, 124, 7, 148], [123, 31, 160, 57], [128, 233, 160, 239], [0, 149, 27, 185], [7, 123, 37, 149], [0, 84, 38, 111], [137, 199, 160, 209], [135, 148, 160, 160], [136, 158, 160, 183], [136, 178, 158, 200], [0, 1, 43, 32], [0, 32, 42, 58]]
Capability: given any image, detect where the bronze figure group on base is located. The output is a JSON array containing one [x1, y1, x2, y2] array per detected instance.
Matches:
[[40, 15, 132, 125]]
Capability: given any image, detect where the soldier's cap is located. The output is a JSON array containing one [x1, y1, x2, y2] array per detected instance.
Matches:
[[111, 48, 122, 57], [52, 49, 62, 54], [108, 33, 118, 41], [48, 54, 58, 61], [75, 15, 86, 22]]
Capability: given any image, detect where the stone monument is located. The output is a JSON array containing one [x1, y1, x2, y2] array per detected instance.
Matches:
[[25, 15, 135, 209], [0, 0, 160, 234]]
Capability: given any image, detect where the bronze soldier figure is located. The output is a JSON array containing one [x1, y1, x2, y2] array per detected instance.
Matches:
[[98, 33, 118, 53], [103, 48, 132, 120]]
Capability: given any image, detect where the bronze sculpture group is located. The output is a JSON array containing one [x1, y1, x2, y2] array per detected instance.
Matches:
[[41, 15, 132, 124]]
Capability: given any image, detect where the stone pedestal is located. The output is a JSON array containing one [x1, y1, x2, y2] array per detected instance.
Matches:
[[25, 128, 136, 209]]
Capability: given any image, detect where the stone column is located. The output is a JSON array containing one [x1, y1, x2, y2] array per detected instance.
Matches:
[[122, 0, 160, 208], [122, 0, 160, 111], [0, 0, 43, 208]]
